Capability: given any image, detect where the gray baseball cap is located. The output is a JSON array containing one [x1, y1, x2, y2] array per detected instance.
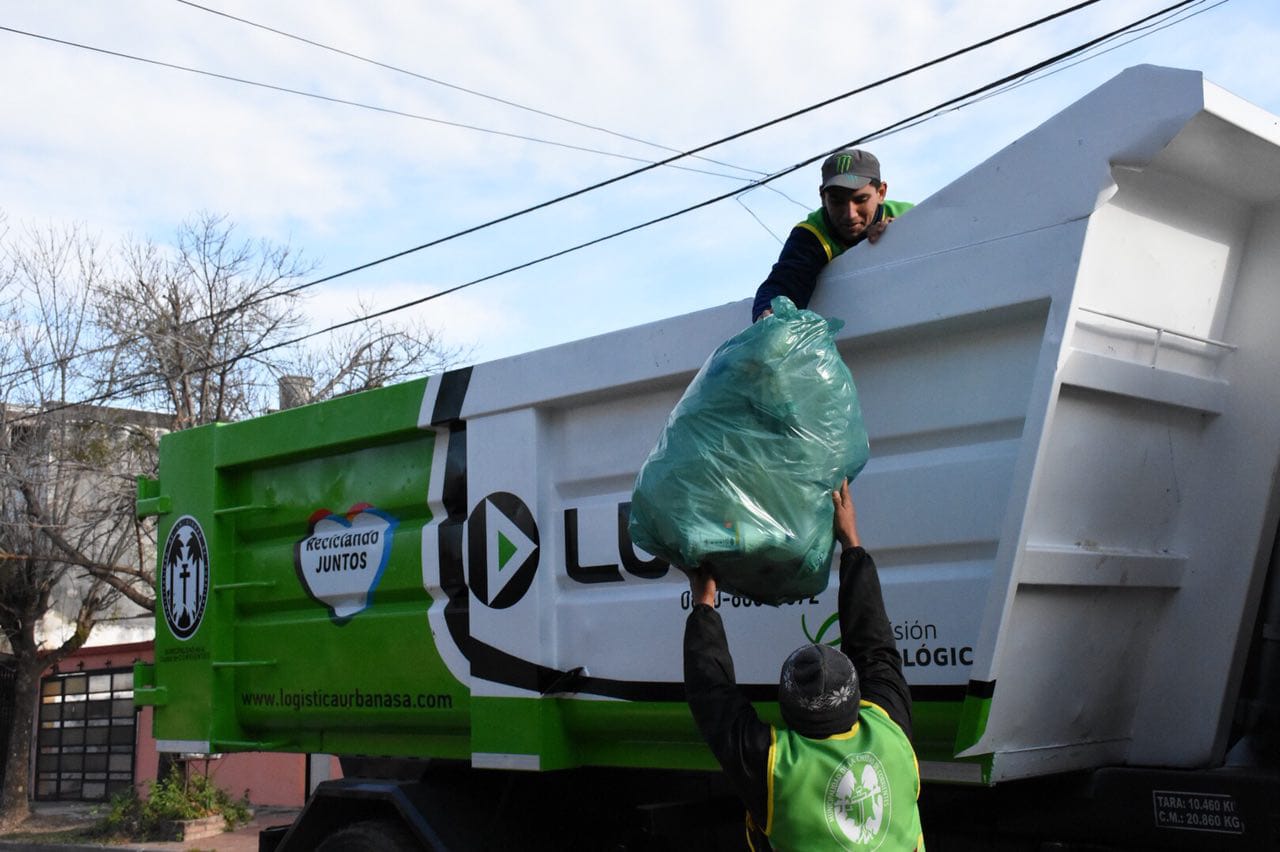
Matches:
[[820, 148, 881, 191]]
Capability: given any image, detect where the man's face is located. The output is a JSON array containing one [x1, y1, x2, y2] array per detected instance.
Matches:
[[821, 182, 888, 244]]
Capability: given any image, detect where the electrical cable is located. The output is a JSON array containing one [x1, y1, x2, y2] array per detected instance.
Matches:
[[0, 24, 756, 182], [863, 0, 1224, 142], [7, 0, 1206, 423], [966, 0, 1228, 106], [0, 0, 1108, 387], [171, 0, 765, 178], [171, 0, 816, 224], [736, 192, 790, 245], [7, 0, 1204, 414], [849, 0, 1218, 145], [253, 0, 1113, 301], [6, 0, 1112, 304], [244, 0, 1210, 357]]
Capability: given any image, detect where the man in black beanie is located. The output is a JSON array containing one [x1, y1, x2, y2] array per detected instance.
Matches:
[[683, 480, 923, 850]]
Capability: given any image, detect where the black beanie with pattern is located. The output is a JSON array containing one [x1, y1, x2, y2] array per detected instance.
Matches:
[[778, 643, 861, 738]]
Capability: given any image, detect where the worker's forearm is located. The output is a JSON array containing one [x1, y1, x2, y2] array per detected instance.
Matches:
[[838, 547, 894, 659], [683, 605, 771, 823], [838, 546, 913, 736], [752, 228, 827, 319]]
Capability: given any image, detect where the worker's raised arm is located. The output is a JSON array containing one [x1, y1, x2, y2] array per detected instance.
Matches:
[[682, 569, 772, 826], [752, 226, 829, 321], [833, 480, 913, 737]]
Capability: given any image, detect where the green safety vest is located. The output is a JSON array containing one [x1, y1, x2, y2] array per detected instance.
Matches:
[[765, 700, 924, 851], [798, 200, 915, 263]]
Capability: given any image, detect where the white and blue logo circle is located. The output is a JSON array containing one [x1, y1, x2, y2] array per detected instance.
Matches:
[[825, 751, 891, 849]]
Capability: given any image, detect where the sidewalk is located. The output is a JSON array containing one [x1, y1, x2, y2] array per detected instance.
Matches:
[[0, 802, 301, 852]]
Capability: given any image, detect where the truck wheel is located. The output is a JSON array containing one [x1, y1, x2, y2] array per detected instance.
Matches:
[[315, 818, 423, 852]]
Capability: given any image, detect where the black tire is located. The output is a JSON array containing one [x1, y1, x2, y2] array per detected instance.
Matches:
[[315, 818, 424, 852]]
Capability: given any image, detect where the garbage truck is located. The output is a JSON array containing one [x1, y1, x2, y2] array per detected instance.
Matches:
[[135, 65, 1280, 850]]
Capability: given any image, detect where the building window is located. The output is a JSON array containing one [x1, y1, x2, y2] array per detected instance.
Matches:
[[36, 667, 136, 801]]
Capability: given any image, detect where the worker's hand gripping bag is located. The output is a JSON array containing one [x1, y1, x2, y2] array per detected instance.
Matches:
[[628, 297, 869, 605]]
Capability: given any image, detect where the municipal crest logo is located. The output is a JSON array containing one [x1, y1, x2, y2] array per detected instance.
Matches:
[[825, 751, 891, 849], [161, 516, 209, 641]]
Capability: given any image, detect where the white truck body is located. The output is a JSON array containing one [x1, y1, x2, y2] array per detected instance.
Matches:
[[413, 64, 1280, 782]]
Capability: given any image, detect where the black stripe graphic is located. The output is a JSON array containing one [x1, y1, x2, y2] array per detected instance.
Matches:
[[431, 366, 472, 425], [965, 679, 996, 699], [429, 365, 975, 706]]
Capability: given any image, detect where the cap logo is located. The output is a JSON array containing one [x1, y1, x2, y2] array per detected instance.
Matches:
[[833, 154, 854, 174]]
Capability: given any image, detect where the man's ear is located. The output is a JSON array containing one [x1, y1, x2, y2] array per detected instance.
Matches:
[[876, 181, 888, 201]]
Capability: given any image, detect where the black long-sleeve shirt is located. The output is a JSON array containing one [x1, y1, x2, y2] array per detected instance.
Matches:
[[751, 201, 913, 321], [751, 223, 836, 322], [682, 546, 912, 828]]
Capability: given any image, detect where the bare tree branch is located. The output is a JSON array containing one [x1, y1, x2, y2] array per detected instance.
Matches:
[[0, 209, 463, 825]]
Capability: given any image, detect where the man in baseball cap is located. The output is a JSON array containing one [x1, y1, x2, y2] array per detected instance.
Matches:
[[752, 148, 914, 321], [683, 480, 924, 850]]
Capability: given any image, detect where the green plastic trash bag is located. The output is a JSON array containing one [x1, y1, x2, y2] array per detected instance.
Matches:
[[628, 296, 869, 605]]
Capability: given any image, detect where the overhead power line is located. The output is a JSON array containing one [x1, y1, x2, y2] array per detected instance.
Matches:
[[241, 0, 1209, 357], [171, 0, 762, 177], [262, 0, 1114, 303], [172, 0, 811, 224], [10, 0, 1207, 424], [0, 0, 1107, 387], [0, 23, 752, 182], [967, 0, 1227, 106], [855, 0, 1225, 148], [130, 0, 1124, 301]]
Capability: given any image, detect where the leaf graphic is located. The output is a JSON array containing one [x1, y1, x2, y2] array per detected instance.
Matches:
[[802, 610, 841, 646]]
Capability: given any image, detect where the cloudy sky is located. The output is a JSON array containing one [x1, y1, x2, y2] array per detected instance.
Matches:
[[4, 0, 1278, 372]]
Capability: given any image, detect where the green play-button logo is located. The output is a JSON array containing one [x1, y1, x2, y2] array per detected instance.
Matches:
[[467, 491, 539, 609], [497, 532, 517, 570]]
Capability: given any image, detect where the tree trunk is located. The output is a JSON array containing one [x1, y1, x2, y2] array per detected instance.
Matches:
[[0, 658, 39, 830]]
